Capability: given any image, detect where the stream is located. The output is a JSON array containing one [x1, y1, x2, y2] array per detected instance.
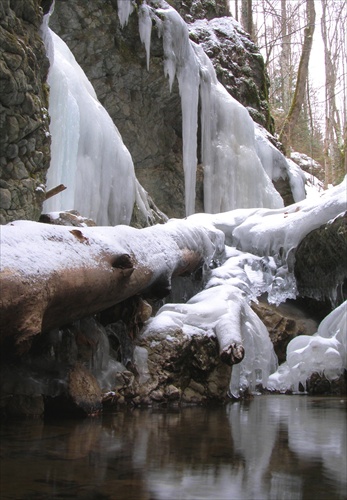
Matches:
[[0, 395, 346, 499]]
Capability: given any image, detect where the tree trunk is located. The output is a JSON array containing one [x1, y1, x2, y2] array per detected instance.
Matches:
[[321, 0, 345, 186], [279, 0, 315, 152], [280, 0, 292, 111], [241, 0, 253, 39], [0, 220, 223, 351]]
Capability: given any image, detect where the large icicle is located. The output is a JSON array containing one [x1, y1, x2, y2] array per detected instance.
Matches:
[[157, 6, 200, 216], [152, 1, 284, 215], [138, 2, 153, 70], [194, 44, 284, 212], [41, 16, 137, 226]]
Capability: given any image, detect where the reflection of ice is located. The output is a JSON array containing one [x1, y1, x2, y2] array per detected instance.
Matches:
[[270, 473, 303, 500], [228, 398, 280, 499], [2, 398, 346, 499], [148, 468, 244, 500], [285, 398, 347, 493]]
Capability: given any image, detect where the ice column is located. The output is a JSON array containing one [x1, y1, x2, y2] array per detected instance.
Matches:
[[42, 20, 137, 226], [157, 6, 200, 216], [139, 2, 153, 70], [153, 3, 283, 214]]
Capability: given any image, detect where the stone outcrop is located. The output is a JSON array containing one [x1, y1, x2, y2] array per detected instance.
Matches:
[[0, 0, 51, 224], [169, 0, 230, 22], [294, 212, 347, 308], [189, 17, 273, 132], [105, 325, 232, 407], [252, 299, 318, 364]]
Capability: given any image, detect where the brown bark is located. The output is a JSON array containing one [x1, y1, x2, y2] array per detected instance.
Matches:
[[279, 0, 315, 151], [0, 220, 222, 350], [45, 184, 67, 200]]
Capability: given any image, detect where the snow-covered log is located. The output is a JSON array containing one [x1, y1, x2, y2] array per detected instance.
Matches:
[[0, 219, 224, 350], [215, 310, 245, 365]]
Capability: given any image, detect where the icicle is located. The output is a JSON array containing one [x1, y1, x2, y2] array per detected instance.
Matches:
[[41, 21, 137, 225], [117, 0, 134, 28], [138, 2, 153, 70], [156, 6, 200, 216], [254, 125, 306, 202]]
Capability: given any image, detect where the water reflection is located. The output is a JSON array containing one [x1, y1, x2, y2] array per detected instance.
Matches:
[[0, 396, 346, 499]]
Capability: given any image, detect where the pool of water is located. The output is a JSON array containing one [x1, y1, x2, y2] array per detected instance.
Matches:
[[0, 395, 346, 499]]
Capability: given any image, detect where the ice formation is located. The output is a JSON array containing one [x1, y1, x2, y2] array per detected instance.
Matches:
[[37, 0, 345, 396], [137, 1, 288, 215], [141, 177, 347, 396], [254, 125, 306, 202], [41, 11, 138, 226], [268, 301, 347, 393], [42, 0, 306, 223]]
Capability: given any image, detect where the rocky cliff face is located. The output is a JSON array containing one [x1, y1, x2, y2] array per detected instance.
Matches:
[[0, 0, 51, 224]]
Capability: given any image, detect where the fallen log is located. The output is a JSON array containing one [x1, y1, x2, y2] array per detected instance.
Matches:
[[0, 219, 224, 350]]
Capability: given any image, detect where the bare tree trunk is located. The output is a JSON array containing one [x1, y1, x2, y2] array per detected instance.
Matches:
[[321, 0, 345, 186], [0, 220, 222, 351], [279, 0, 293, 112], [241, 0, 253, 39], [279, 0, 316, 152]]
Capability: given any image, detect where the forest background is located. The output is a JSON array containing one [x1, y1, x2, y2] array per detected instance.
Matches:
[[230, 0, 346, 186]]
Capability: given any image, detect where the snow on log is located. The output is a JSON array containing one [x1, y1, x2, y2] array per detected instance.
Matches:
[[0, 219, 224, 349], [215, 310, 245, 365]]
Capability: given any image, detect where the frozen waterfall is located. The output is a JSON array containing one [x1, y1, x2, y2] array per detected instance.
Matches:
[[42, 0, 306, 223], [41, 13, 137, 226], [137, 1, 305, 215], [37, 1, 346, 398]]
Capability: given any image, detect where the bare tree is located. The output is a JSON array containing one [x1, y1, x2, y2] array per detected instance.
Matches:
[[321, 0, 346, 186], [279, 0, 315, 152], [241, 0, 254, 39]]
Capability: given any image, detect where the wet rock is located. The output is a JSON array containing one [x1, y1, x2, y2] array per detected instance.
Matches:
[[45, 363, 103, 417], [294, 212, 347, 308], [306, 371, 347, 396], [39, 209, 97, 227], [133, 328, 232, 406], [67, 363, 103, 415], [252, 299, 318, 364]]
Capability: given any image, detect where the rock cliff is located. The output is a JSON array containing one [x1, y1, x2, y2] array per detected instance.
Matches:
[[0, 0, 51, 224]]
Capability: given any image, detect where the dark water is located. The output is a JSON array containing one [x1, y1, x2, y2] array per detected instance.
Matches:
[[0, 396, 346, 500]]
